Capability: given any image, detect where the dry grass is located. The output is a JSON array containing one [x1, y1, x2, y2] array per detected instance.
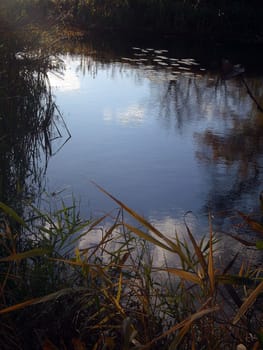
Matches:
[[0, 186, 262, 349]]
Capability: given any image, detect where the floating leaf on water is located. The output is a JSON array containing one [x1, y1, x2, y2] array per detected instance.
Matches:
[[200, 68, 206, 71], [132, 47, 140, 50], [171, 63, 180, 67]]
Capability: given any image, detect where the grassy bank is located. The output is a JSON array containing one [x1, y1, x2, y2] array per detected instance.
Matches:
[[0, 187, 262, 349]]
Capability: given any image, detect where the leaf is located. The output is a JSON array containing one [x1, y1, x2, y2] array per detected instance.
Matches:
[[0, 248, 51, 262], [256, 240, 263, 250], [143, 305, 219, 349], [116, 271, 122, 303], [92, 182, 187, 257], [169, 306, 219, 349], [162, 267, 201, 285], [184, 216, 207, 276], [0, 288, 74, 314], [0, 202, 28, 229], [123, 223, 175, 253], [216, 274, 255, 286], [42, 339, 59, 350], [222, 232, 255, 247], [72, 338, 86, 350], [233, 281, 263, 325], [238, 212, 263, 236], [208, 215, 215, 295]]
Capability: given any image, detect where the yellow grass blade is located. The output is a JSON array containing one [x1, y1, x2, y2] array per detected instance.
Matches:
[[116, 272, 123, 303], [184, 218, 207, 274], [0, 202, 29, 229], [208, 214, 215, 295], [0, 248, 50, 262], [142, 305, 219, 348], [238, 211, 263, 236], [233, 280, 263, 325], [169, 306, 219, 349], [92, 182, 186, 254], [161, 267, 201, 285], [123, 222, 175, 252], [0, 297, 43, 314], [0, 288, 73, 314]]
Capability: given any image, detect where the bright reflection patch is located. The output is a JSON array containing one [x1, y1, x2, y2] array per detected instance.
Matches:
[[48, 67, 80, 92], [103, 104, 145, 126]]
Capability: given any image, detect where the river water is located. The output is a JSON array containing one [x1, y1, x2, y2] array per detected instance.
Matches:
[[46, 38, 263, 237]]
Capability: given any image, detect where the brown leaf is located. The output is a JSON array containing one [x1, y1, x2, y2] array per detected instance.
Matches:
[[72, 338, 86, 350]]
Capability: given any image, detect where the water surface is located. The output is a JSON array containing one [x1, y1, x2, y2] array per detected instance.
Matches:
[[46, 40, 263, 234]]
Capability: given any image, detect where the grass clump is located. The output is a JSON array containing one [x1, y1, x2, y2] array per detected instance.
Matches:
[[0, 187, 262, 349]]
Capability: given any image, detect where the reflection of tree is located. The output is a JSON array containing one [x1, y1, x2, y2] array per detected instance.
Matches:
[[0, 31, 65, 214], [149, 65, 263, 221], [195, 96, 263, 218]]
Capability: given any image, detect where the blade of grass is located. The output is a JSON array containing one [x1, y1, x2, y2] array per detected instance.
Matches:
[[184, 213, 207, 275], [92, 182, 187, 255], [238, 211, 263, 236], [208, 214, 215, 295], [169, 306, 219, 349], [233, 280, 263, 325], [0, 247, 51, 262], [159, 267, 201, 285], [0, 202, 29, 229], [142, 305, 219, 349], [123, 222, 180, 254], [0, 288, 74, 314]]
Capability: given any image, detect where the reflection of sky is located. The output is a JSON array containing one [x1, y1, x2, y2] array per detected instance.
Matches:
[[45, 54, 263, 235], [48, 56, 81, 92], [78, 213, 202, 268], [103, 104, 145, 126]]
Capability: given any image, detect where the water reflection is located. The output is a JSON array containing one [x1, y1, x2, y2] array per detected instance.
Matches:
[[47, 40, 263, 233], [0, 33, 68, 215]]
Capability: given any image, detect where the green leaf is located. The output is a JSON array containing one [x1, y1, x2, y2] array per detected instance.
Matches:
[[0, 202, 28, 228], [0, 248, 51, 262], [256, 240, 263, 250]]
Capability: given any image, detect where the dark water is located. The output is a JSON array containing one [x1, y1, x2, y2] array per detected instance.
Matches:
[[44, 38, 263, 235]]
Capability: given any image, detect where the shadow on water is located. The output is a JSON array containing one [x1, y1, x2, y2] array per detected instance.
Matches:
[[0, 28, 70, 217]]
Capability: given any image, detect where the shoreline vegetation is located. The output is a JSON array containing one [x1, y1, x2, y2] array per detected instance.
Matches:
[[0, 190, 263, 349], [0, 1, 262, 349], [1, 0, 263, 44]]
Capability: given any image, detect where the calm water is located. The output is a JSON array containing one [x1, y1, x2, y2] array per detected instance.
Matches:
[[46, 39, 263, 234]]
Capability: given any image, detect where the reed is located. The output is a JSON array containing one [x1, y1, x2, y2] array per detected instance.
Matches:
[[0, 187, 262, 349]]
